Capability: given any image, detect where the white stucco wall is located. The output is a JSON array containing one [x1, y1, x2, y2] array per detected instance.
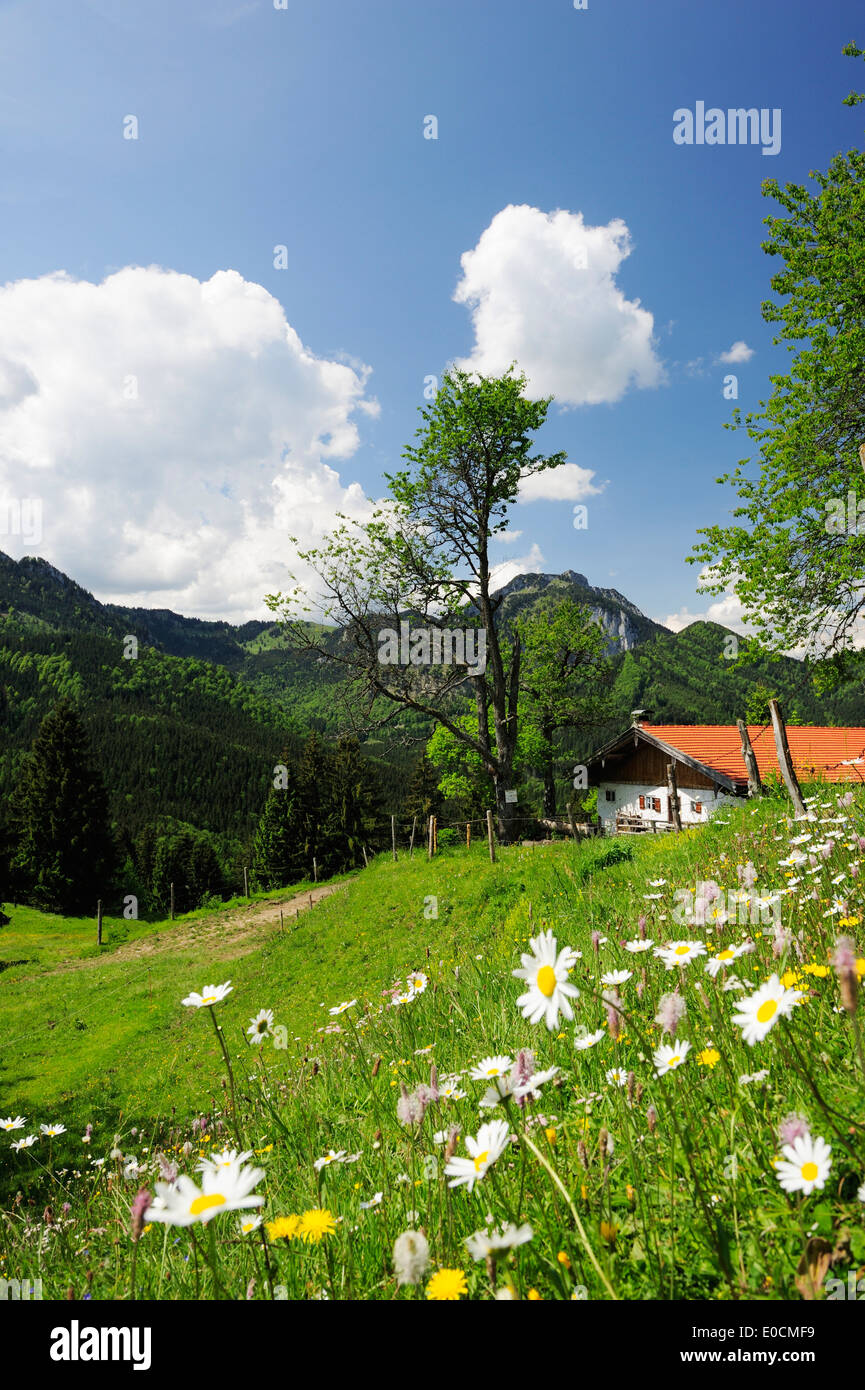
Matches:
[[596, 781, 736, 830]]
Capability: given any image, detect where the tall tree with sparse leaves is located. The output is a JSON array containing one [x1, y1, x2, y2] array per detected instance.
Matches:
[[268, 366, 567, 841]]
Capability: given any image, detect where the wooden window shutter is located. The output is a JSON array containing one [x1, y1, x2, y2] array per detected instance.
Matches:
[[639, 795, 645, 810]]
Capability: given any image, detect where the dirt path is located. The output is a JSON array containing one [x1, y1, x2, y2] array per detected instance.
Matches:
[[53, 880, 352, 973]]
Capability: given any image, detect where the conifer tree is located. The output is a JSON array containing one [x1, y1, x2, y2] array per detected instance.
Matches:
[[403, 753, 443, 826], [251, 757, 305, 890], [327, 735, 385, 870], [10, 698, 116, 914]]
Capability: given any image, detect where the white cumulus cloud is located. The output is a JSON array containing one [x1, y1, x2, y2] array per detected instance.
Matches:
[[518, 462, 604, 502], [718, 340, 754, 364], [453, 204, 664, 406], [0, 266, 379, 620]]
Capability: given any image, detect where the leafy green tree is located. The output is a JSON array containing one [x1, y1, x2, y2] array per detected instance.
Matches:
[[251, 759, 305, 890], [691, 44, 865, 668], [269, 367, 567, 842], [515, 599, 615, 817], [9, 698, 116, 914]]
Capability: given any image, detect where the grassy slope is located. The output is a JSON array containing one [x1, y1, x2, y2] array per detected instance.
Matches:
[[3, 819, 731, 1187]]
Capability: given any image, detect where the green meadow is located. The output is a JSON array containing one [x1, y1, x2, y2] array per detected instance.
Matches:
[[2, 793, 865, 1301]]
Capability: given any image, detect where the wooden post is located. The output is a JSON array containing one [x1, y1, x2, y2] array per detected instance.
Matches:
[[279, 908, 284, 932], [309, 892, 313, 909], [170, 881, 175, 921], [737, 718, 764, 797], [428, 815, 434, 860], [243, 865, 249, 898], [486, 809, 496, 863], [391, 815, 397, 861], [466, 821, 471, 848], [409, 815, 417, 857], [768, 698, 807, 817], [433, 816, 438, 854], [313, 857, 318, 883], [362, 845, 369, 868], [667, 763, 682, 831], [567, 807, 578, 843], [97, 899, 103, 946]]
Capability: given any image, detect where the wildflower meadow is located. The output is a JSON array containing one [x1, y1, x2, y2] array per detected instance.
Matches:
[[3, 789, 864, 1307]]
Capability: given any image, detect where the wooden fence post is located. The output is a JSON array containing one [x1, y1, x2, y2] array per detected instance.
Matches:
[[568, 807, 578, 843], [170, 881, 175, 921], [433, 816, 438, 854], [466, 821, 471, 848], [391, 815, 397, 861], [97, 899, 103, 946], [667, 763, 682, 831], [428, 815, 434, 860], [486, 809, 496, 863], [409, 815, 417, 857], [243, 865, 249, 898], [737, 718, 764, 797], [768, 698, 807, 817], [313, 856, 318, 883], [362, 845, 369, 868]]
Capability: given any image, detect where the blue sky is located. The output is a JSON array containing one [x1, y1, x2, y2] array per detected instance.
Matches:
[[0, 0, 861, 625]]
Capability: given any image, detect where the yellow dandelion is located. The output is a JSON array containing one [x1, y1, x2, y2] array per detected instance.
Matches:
[[527, 1288, 543, 1300], [545, 1127, 557, 1146], [780, 969, 800, 988], [802, 963, 830, 978], [426, 1268, 467, 1301], [298, 1208, 336, 1243], [697, 1048, 721, 1068], [266, 1214, 302, 1241], [557, 1251, 571, 1269]]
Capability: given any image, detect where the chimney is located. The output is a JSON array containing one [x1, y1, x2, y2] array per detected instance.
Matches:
[[631, 708, 650, 725]]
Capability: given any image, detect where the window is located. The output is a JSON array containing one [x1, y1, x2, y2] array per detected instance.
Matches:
[[652, 797, 661, 812], [605, 789, 616, 802]]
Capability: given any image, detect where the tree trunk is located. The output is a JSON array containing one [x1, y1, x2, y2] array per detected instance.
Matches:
[[493, 774, 518, 844], [737, 719, 764, 797], [666, 763, 682, 831], [768, 698, 807, 817]]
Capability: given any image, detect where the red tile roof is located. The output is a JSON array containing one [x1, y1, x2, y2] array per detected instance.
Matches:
[[640, 724, 865, 788]]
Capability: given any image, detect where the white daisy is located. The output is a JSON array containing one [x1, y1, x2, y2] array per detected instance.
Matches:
[[238, 1214, 263, 1234], [1, 1116, 27, 1131], [624, 939, 654, 953], [574, 1028, 606, 1051], [438, 1082, 467, 1100], [704, 941, 754, 978], [775, 1134, 832, 1196], [512, 929, 580, 1031], [444, 1120, 510, 1193], [732, 974, 802, 1045], [601, 969, 632, 987], [406, 971, 428, 994], [12, 1134, 37, 1151], [144, 1160, 265, 1226], [605, 1067, 628, 1087], [464, 1223, 533, 1260], [469, 1055, 513, 1081], [653, 1039, 691, 1076], [246, 1009, 275, 1043], [739, 1069, 770, 1085], [513, 1066, 560, 1103], [198, 1147, 255, 1172], [313, 1149, 348, 1171], [39, 1123, 66, 1137], [182, 981, 233, 1008], [359, 1191, 383, 1209], [328, 999, 358, 1016], [655, 941, 707, 970]]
